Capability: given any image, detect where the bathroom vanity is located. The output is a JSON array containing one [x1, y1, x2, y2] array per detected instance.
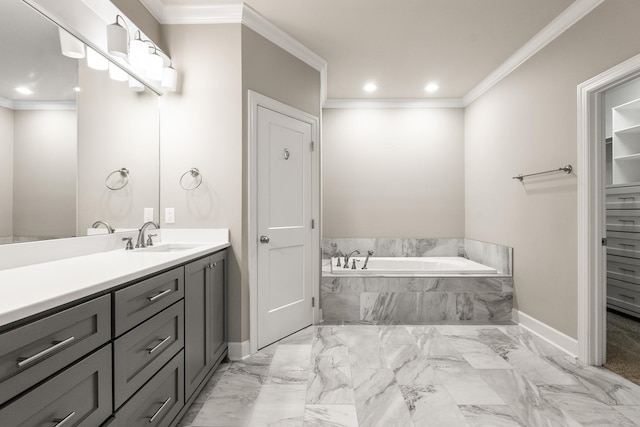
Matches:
[[0, 233, 229, 427]]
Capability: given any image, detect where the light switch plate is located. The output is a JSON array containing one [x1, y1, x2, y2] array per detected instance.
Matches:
[[144, 208, 154, 222], [165, 208, 175, 224]]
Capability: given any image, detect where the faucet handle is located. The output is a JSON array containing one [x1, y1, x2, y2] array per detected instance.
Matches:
[[146, 234, 157, 246], [122, 237, 133, 250], [351, 259, 360, 269]]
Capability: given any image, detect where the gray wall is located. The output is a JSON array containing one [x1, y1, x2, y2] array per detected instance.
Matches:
[[0, 107, 13, 241], [322, 108, 465, 238], [13, 110, 76, 239], [77, 61, 160, 234], [465, 0, 640, 339]]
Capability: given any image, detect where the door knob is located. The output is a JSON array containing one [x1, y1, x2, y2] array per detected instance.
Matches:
[[260, 235, 270, 244]]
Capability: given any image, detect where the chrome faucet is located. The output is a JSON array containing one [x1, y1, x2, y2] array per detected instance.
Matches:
[[362, 250, 374, 270], [92, 220, 115, 234], [343, 250, 360, 268], [135, 221, 159, 248]]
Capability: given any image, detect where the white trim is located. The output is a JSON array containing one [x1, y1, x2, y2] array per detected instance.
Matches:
[[324, 98, 463, 109], [577, 53, 640, 365], [160, 3, 242, 25], [0, 98, 76, 111], [138, 0, 164, 23], [227, 340, 251, 361], [512, 309, 578, 358], [248, 91, 321, 355], [462, 0, 604, 106], [0, 97, 13, 109]]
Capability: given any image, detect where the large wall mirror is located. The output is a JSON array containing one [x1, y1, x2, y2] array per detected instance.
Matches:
[[0, 0, 160, 245]]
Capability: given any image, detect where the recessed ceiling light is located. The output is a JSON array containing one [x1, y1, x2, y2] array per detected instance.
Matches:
[[424, 82, 439, 93], [15, 86, 33, 95], [73, 86, 81, 93], [363, 82, 377, 93]]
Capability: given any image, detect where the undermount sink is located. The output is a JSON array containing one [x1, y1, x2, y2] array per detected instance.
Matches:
[[136, 243, 202, 253]]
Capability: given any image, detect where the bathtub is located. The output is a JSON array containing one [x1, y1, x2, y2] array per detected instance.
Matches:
[[330, 256, 497, 276]]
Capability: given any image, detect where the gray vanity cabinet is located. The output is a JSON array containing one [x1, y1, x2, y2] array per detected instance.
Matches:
[[0, 344, 112, 427], [184, 250, 227, 399]]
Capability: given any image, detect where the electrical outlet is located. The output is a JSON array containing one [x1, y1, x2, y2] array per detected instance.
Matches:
[[165, 208, 175, 224], [144, 208, 154, 222]]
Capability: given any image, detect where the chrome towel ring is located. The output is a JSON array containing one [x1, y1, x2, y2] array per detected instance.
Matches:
[[105, 168, 129, 190], [180, 168, 202, 190]]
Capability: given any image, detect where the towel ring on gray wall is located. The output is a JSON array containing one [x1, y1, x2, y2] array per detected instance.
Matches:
[[180, 168, 203, 190], [105, 168, 129, 190]]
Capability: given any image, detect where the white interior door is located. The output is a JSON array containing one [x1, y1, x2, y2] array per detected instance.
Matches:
[[257, 105, 313, 349]]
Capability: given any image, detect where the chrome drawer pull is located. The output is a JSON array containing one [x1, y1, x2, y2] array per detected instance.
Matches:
[[53, 411, 75, 427], [619, 268, 636, 274], [147, 336, 172, 354], [148, 289, 172, 302], [619, 197, 636, 201], [619, 243, 636, 249], [16, 336, 75, 368], [618, 219, 636, 223], [148, 397, 172, 423], [619, 293, 636, 300]]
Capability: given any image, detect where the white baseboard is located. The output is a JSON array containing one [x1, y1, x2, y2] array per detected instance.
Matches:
[[227, 340, 251, 361], [512, 309, 578, 358]]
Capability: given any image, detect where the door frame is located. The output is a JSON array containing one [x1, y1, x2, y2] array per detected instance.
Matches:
[[248, 91, 320, 355], [578, 53, 640, 365]]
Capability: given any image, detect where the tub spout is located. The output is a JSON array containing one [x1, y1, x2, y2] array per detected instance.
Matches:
[[344, 250, 360, 268], [362, 250, 374, 270]]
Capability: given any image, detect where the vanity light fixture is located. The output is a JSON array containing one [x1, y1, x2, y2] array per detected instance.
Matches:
[[87, 47, 109, 71], [58, 27, 85, 59], [128, 76, 145, 92], [161, 63, 178, 92], [146, 43, 164, 81], [15, 86, 33, 95], [129, 31, 148, 71], [106, 15, 129, 58], [108, 62, 128, 82], [363, 82, 378, 93], [424, 82, 439, 93]]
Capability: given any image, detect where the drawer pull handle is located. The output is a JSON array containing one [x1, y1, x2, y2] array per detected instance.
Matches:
[[619, 268, 636, 274], [16, 336, 75, 368], [618, 219, 636, 224], [619, 293, 636, 300], [147, 336, 172, 354], [207, 262, 217, 269], [619, 197, 636, 201], [619, 243, 636, 249], [53, 411, 76, 427], [148, 397, 172, 423], [148, 289, 172, 302]]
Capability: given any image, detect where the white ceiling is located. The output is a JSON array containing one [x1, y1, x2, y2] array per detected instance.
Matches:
[[0, 0, 78, 104], [154, 0, 576, 100]]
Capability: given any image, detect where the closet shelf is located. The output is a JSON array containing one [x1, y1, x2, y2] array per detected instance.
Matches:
[[614, 153, 640, 162]]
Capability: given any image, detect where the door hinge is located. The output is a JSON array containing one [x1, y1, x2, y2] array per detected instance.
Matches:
[[311, 219, 315, 229], [602, 237, 607, 246], [310, 141, 315, 151], [312, 297, 315, 307]]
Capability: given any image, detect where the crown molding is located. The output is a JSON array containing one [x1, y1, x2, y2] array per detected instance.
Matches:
[[462, 0, 605, 106], [138, 0, 164, 23], [0, 97, 12, 109], [323, 98, 463, 109], [0, 97, 76, 111]]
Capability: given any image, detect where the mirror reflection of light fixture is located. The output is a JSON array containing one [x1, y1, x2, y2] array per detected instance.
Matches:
[[146, 44, 164, 81], [128, 76, 145, 92], [129, 31, 148, 71], [87, 46, 108, 70], [58, 28, 85, 59], [108, 62, 128, 82], [106, 15, 129, 58], [161, 64, 178, 92]]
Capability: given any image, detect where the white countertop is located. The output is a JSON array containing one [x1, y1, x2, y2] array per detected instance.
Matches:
[[0, 230, 229, 328]]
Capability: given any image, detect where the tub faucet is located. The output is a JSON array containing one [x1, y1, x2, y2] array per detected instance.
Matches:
[[92, 220, 115, 234], [135, 221, 159, 248], [335, 251, 344, 267], [344, 250, 360, 268], [362, 250, 374, 270]]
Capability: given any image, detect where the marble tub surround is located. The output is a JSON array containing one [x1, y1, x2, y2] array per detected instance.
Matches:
[[178, 324, 640, 427], [323, 237, 512, 276]]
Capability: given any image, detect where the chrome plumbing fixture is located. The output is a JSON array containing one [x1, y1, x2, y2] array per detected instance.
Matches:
[[335, 251, 344, 267], [146, 233, 157, 246], [122, 237, 133, 250], [92, 220, 115, 234], [351, 259, 360, 269], [343, 250, 360, 268], [362, 250, 374, 270], [135, 221, 159, 248]]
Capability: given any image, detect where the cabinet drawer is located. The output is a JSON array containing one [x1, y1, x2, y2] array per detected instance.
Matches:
[[607, 255, 640, 285], [115, 350, 184, 427], [607, 234, 640, 259], [606, 210, 640, 232], [608, 281, 640, 314], [115, 267, 184, 336], [114, 301, 184, 409], [0, 294, 111, 405], [0, 345, 112, 427], [606, 186, 640, 209]]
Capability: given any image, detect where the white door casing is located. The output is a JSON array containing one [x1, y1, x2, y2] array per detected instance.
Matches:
[[256, 106, 313, 348], [248, 91, 320, 355]]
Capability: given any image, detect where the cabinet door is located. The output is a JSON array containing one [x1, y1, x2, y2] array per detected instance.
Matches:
[[184, 256, 212, 399], [209, 250, 227, 364]]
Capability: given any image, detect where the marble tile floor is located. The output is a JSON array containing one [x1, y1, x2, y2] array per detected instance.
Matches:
[[178, 324, 640, 427]]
